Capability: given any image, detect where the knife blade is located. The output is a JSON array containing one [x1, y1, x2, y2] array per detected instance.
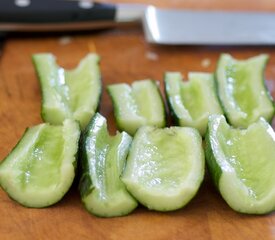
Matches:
[[1, 0, 275, 45], [143, 6, 275, 45]]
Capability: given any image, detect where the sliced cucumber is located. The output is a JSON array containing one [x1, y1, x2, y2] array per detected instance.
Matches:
[[107, 80, 166, 135], [205, 114, 275, 214], [33, 53, 101, 130], [79, 113, 137, 217], [0, 119, 80, 208], [165, 72, 223, 136], [215, 54, 274, 128], [122, 126, 204, 211]]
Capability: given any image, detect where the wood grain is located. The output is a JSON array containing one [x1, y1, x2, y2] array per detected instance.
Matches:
[[1, 1, 275, 239]]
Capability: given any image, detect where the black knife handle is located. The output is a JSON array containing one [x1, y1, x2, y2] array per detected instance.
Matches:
[[0, 0, 116, 23]]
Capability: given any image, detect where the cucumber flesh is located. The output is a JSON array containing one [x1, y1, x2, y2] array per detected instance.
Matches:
[[0, 120, 80, 208], [107, 80, 165, 135], [122, 126, 204, 211], [79, 113, 137, 217], [33, 53, 101, 130], [206, 114, 275, 214], [165, 72, 223, 136], [215, 54, 274, 128]]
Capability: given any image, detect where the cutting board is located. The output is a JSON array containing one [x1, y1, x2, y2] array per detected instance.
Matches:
[[1, 1, 275, 239]]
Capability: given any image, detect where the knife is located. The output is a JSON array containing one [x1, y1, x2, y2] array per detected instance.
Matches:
[[1, 0, 275, 45]]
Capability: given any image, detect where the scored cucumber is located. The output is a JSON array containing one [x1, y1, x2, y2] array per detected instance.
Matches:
[[205, 114, 275, 214], [33, 53, 101, 130], [0, 119, 80, 208], [215, 54, 274, 128], [107, 79, 166, 135], [122, 126, 204, 211], [79, 113, 138, 217], [165, 72, 223, 136]]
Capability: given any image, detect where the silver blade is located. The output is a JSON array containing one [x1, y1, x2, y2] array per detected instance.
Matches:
[[143, 6, 275, 45]]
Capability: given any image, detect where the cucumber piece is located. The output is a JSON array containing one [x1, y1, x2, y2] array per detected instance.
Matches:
[[0, 120, 80, 208], [122, 126, 204, 211], [205, 114, 275, 214], [107, 80, 166, 135], [33, 53, 101, 130], [79, 113, 138, 217], [215, 54, 274, 128], [165, 72, 223, 136]]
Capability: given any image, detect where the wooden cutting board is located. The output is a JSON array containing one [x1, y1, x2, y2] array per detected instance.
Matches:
[[1, 1, 275, 239]]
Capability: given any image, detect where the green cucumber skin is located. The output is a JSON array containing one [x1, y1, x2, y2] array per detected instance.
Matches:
[[0, 121, 80, 208], [255, 56, 275, 122], [79, 112, 100, 197], [32, 54, 68, 125], [79, 113, 137, 217], [263, 79, 275, 125], [205, 115, 275, 214], [122, 126, 205, 212], [215, 54, 275, 127], [205, 126, 222, 189], [130, 187, 201, 213], [107, 80, 166, 135], [164, 74, 180, 126], [79, 117, 96, 199], [106, 86, 126, 133], [257, 61, 275, 125], [0, 128, 32, 205], [0, 127, 34, 207], [32, 54, 102, 130], [153, 80, 167, 127], [164, 72, 223, 136], [214, 58, 230, 126], [142, 80, 167, 128], [148, 80, 167, 129]]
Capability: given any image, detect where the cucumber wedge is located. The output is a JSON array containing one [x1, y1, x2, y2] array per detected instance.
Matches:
[[215, 54, 274, 128], [165, 72, 223, 136], [205, 114, 275, 214], [122, 126, 204, 211], [79, 113, 137, 217], [33, 53, 101, 130], [0, 119, 80, 208], [107, 80, 166, 135]]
